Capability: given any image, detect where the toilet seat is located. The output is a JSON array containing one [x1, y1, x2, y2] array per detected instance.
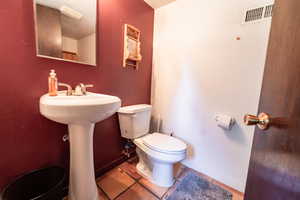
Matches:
[[142, 133, 187, 154]]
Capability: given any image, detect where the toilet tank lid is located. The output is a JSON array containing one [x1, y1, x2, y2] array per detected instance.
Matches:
[[118, 104, 152, 114]]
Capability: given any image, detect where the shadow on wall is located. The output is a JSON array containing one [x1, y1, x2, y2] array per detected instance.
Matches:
[[222, 123, 247, 145], [152, 60, 201, 161], [150, 115, 162, 133], [151, 51, 250, 166], [150, 115, 195, 161]]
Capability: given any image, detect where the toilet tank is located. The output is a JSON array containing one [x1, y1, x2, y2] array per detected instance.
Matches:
[[118, 104, 152, 139]]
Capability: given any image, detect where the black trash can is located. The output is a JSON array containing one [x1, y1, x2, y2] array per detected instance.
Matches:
[[1, 166, 65, 200]]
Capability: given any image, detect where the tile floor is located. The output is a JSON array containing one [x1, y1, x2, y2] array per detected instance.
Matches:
[[64, 157, 244, 200]]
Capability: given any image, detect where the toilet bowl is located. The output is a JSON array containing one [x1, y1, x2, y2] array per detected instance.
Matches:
[[118, 105, 187, 187], [134, 133, 186, 187]]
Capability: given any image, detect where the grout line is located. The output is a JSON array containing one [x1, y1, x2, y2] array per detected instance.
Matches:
[[113, 182, 137, 200], [116, 162, 163, 199], [96, 183, 111, 200], [119, 166, 142, 182], [95, 161, 184, 200], [137, 181, 164, 199], [95, 165, 137, 200]]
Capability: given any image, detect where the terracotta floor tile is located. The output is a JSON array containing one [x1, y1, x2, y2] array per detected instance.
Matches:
[[119, 161, 142, 180], [139, 178, 170, 198], [98, 188, 110, 200], [62, 189, 109, 200], [97, 168, 135, 199], [116, 183, 159, 200]]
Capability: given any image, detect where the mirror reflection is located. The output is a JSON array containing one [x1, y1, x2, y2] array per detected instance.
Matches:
[[34, 0, 97, 66]]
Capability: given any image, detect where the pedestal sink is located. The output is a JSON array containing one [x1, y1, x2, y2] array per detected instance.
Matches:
[[39, 91, 121, 200]]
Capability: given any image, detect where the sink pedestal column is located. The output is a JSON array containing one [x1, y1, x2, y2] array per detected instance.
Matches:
[[68, 123, 99, 200]]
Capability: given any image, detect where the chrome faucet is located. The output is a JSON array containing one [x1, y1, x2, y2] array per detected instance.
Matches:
[[58, 82, 73, 96], [74, 83, 94, 96]]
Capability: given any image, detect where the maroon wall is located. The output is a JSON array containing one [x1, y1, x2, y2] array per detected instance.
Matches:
[[0, 0, 154, 189]]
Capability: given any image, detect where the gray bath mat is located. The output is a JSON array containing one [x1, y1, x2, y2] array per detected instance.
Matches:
[[166, 171, 233, 200]]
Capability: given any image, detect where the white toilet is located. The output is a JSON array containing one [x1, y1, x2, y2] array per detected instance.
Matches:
[[118, 104, 187, 187]]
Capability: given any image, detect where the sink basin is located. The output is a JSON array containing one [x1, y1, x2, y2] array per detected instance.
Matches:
[[40, 92, 121, 124], [39, 91, 121, 200]]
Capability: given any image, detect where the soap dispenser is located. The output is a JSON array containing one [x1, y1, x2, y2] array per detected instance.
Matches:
[[48, 69, 58, 96]]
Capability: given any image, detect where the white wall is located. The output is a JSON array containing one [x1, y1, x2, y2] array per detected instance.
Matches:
[[62, 36, 78, 53], [78, 33, 96, 65], [151, 0, 273, 192]]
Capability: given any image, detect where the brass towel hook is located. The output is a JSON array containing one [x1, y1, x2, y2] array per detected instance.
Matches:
[[244, 112, 271, 130]]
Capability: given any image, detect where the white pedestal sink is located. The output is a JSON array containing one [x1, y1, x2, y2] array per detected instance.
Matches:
[[39, 92, 121, 200]]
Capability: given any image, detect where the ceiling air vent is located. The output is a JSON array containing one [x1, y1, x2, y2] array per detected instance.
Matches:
[[244, 4, 274, 23]]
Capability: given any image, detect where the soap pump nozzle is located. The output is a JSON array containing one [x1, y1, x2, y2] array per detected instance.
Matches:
[[50, 69, 56, 77]]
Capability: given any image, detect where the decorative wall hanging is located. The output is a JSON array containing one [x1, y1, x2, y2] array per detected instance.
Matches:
[[123, 24, 142, 69]]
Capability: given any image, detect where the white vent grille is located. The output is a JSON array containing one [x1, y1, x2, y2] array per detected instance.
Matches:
[[264, 5, 273, 18], [245, 7, 264, 22], [244, 4, 274, 23]]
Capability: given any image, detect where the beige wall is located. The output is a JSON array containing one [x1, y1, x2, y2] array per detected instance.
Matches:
[[78, 33, 96, 66], [62, 36, 78, 53], [151, 0, 273, 192]]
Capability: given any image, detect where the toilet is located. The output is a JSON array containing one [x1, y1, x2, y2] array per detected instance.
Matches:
[[118, 104, 187, 187]]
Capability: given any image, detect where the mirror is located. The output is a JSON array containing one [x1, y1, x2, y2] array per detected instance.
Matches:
[[34, 0, 97, 66]]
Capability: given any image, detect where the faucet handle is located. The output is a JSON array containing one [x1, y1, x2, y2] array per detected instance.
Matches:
[[74, 83, 94, 96], [84, 84, 94, 89], [82, 84, 94, 95], [58, 82, 73, 96]]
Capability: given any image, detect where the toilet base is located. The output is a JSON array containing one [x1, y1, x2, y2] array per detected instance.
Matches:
[[136, 148, 175, 187]]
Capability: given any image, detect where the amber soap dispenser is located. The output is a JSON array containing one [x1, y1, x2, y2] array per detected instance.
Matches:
[[48, 69, 58, 96]]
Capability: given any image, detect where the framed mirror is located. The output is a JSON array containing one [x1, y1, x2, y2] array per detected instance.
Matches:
[[33, 0, 97, 66]]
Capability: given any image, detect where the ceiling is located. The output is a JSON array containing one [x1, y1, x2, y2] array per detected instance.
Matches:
[[36, 0, 96, 39], [144, 0, 176, 9]]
